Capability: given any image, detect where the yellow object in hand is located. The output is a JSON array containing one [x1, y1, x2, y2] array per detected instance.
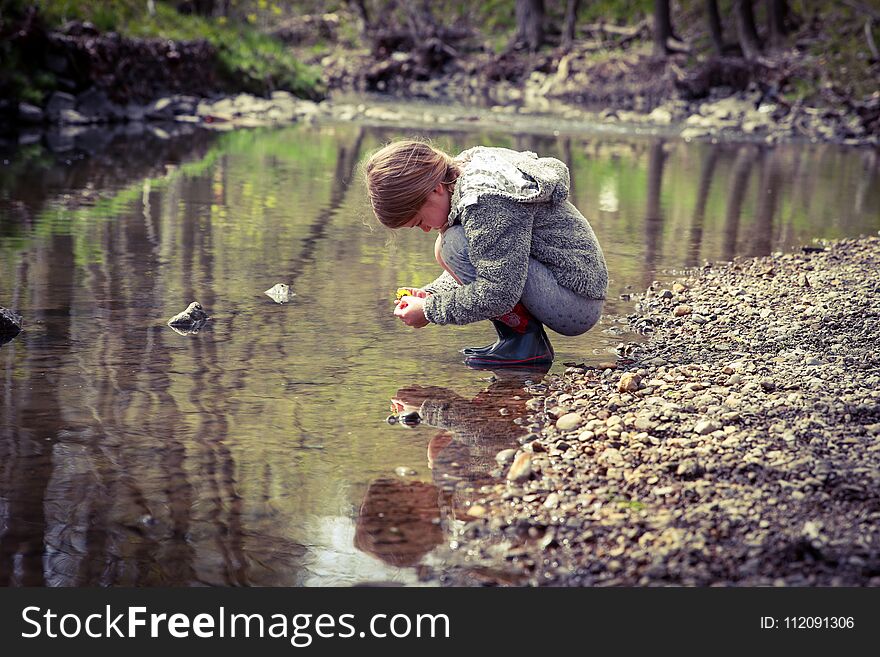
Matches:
[[395, 287, 411, 301]]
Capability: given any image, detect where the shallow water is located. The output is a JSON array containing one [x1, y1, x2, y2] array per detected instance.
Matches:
[[1, 114, 878, 586]]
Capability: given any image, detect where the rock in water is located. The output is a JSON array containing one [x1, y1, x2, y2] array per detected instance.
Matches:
[[264, 283, 296, 304], [167, 302, 209, 334], [0, 307, 23, 342]]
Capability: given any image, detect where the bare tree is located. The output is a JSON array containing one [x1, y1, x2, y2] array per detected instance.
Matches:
[[653, 0, 674, 56], [733, 0, 763, 60], [706, 0, 725, 55], [510, 0, 545, 53], [347, 0, 372, 37], [562, 0, 581, 50], [768, 0, 790, 49]]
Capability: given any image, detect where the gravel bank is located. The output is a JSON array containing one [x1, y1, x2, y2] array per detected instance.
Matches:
[[440, 235, 880, 586]]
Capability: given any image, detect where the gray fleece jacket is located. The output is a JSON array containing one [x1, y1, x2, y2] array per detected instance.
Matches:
[[422, 146, 608, 326]]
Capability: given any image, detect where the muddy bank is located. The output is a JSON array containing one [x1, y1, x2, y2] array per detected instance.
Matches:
[[0, 9, 323, 134], [436, 235, 880, 586], [307, 37, 879, 146], [327, 53, 880, 145]]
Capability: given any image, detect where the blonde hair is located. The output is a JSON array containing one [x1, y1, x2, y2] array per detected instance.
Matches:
[[363, 139, 460, 229]]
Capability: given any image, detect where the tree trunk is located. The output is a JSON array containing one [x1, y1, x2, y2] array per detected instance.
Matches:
[[653, 0, 673, 56], [511, 0, 545, 53], [733, 0, 763, 60], [768, 0, 789, 48], [192, 0, 214, 16], [562, 0, 581, 50], [348, 0, 371, 36], [706, 0, 725, 55]]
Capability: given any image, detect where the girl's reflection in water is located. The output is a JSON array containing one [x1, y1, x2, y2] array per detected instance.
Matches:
[[355, 368, 548, 567]]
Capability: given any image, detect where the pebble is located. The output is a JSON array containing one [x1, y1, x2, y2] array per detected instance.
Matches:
[[506, 453, 532, 484], [618, 373, 641, 392], [694, 419, 721, 435], [556, 413, 585, 432], [442, 236, 880, 588], [495, 449, 518, 466], [673, 304, 692, 317]]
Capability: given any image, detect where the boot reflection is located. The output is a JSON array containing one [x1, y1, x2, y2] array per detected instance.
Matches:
[[388, 366, 549, 490], [356, 368, 549, 567]]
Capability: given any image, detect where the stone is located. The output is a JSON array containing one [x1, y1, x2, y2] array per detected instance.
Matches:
[[648, 106, 673, 124], [672, 282, 687, 294], [556, 412, 584, 432], [618, 373, 642, 393], [495, 449, 517, 466], [18, 103, 44, 124], [543, 493, 560, 509], [58, 109, 91, 125], [0, 307, 23, 339], [76, 88, 112, 120], [599, 448, 625, 467], [676, 459, 704, 478], [167, 302, 210, 333], [674, 304, 692, 317], [125, 104, 146, 122], [694, 419, 721, 435], [506, 452, 532, 484], [467, 504, 487, 518], [264, 283, 296, 304], [46, 91, 76, 118]]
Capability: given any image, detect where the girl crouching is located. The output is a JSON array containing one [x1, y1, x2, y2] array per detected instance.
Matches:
[[364, 139, 608, 368]]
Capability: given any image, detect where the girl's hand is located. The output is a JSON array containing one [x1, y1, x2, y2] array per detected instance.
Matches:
[[394, 296, 429, 328]]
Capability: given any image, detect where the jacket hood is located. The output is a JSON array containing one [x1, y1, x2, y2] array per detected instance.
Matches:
[[448, 146, 571, 224]]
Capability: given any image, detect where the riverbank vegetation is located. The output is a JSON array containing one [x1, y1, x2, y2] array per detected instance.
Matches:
[[0, 0, 323, 108], [1, 1, 877, 141], [291, 1, 878, 118]]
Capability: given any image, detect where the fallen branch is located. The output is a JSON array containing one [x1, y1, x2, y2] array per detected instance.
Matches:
[[866, 20, 879, 61], [580, 19, 650, 38]]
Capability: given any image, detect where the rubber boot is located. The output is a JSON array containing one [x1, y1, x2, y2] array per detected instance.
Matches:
[[463, 303, 554, 368], [461, 318, 514, 356], [463, 321, 556, 359]]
